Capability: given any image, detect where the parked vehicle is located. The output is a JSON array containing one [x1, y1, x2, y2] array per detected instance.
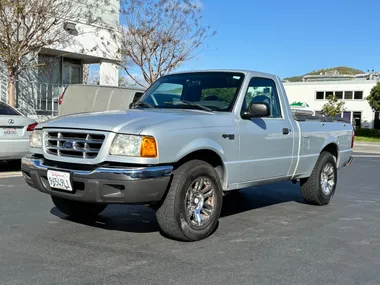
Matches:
[[0, 101, 37, 164], [58, 84, 145, 116], [21, 70, 354, 241]]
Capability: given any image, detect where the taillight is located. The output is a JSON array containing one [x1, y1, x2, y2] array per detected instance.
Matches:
[[351, 130, 355, 148], [59, 92, 65, 105], [27, 122, 38, 132]]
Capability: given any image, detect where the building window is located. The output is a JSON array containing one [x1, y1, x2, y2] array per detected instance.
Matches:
[[325, 91, 334, 98], [316, 91, 324, 100], [344, 91, 353, 99], [354, 91, 363, 99], [335, 91, 343, 99]]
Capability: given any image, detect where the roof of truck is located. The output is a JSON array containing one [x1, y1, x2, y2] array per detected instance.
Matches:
[[167, 69, 279, 79]]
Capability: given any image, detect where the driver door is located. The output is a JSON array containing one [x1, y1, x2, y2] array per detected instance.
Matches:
[[238, 77, 294, 182]]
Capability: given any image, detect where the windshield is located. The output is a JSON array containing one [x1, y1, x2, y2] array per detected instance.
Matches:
[[135, 72, 245, 112]]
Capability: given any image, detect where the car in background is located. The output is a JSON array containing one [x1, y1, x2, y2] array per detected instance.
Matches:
[[58, 84, 145, 117], [0, 101, 37, 166]]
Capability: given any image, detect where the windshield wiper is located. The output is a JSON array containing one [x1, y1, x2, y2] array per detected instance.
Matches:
[[133, 101, 154, 109], [179, 100, 213, 112]]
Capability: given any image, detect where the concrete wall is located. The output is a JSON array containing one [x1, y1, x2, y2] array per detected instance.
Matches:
[[283, 80, 377, 128], [47, 0, 120, 62]]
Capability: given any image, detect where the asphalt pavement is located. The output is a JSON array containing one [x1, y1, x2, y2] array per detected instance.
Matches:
[[1, 155, 380, 285]]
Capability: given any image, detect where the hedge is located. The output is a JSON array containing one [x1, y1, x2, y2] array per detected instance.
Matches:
[[355, 128, 380, 138]]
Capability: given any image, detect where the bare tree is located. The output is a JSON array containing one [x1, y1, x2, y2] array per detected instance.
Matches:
[[120, 0, 215, 88], [0, 0, 113, 107]]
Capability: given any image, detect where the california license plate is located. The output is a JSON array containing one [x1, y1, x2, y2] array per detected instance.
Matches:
[[47, 170, 73, 191]]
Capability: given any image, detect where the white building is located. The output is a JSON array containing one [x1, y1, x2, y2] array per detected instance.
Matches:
[[0, 0, 121, 118], [283, 77, 380, 130]]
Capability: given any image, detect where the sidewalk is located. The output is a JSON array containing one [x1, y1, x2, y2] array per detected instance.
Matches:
[[354, 141, 380, 154]]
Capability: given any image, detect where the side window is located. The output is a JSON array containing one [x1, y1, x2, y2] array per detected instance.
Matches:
[[243, 77, 282, 118]]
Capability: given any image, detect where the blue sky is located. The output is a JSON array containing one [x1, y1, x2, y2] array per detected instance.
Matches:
[[177, 0, 380, 78], [91, 0, 380, 82]]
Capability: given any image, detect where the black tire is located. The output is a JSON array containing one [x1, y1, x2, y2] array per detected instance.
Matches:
[[156, 160, 223, 241], [51, 196, 107, 218], [300, 151, 338, 205]]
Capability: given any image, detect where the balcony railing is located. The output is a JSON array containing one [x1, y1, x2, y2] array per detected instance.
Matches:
[[0, 79, 65, 117]]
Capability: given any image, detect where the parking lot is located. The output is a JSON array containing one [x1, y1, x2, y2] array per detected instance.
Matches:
[[1, 152, 380, 285]]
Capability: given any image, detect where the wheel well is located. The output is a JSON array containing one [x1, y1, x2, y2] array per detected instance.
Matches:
[[321, 143, 338, 161], [175, 150, 225, 183]]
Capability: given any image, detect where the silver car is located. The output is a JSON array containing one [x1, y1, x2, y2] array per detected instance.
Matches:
[[0, 101, 37, 163]]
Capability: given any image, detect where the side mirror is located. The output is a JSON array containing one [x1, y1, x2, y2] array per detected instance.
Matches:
[[242, 102, 270, 119]]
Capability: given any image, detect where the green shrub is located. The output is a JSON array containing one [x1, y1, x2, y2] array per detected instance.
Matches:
[[355, 128, 380, 138]]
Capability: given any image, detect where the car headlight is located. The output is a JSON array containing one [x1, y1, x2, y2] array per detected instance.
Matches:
[[29, 130, 42, 148], [109, 134, 157, 158]]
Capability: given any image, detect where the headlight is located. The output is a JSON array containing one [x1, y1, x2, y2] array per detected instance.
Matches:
[[109, 134, 157, 158], [29, 130, 42, 148]]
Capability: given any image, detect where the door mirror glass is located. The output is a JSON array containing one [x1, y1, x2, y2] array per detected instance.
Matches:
[[242, 102, 270, 119]]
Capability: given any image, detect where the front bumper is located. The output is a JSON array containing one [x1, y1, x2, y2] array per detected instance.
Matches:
[[21, 155, 173, 204]]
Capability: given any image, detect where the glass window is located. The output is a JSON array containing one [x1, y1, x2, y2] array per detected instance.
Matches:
[[325, 91, 334, 99], [354, 91, 363, 99], [140, 72, 245, 112], [335, 91, 343, 99], [0, 102, 21, 115], [343, 111, 351, 123], [316, 92, 324, 100], [344, 91, 353, 99], [243, 77, 282, 118]]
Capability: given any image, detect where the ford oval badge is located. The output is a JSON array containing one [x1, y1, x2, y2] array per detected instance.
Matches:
[[63, 141, 73, 149]]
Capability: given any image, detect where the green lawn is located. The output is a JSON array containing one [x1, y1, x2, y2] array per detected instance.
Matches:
[[355, 136, 380, 143]]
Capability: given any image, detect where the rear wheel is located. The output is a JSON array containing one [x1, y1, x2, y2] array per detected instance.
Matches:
[[300, 151, 337, 205], [156, 160, 223, 241], [51, 196, 107, 218]]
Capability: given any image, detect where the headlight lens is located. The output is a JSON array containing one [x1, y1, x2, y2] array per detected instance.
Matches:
[[29, 130, 42, 148], [110, 134, 157, 158]]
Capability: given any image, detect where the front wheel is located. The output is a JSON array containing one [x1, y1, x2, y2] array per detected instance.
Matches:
[[51, 196, 107, 218], [300, 151, 337, 205], [156, 160, 223, 241]]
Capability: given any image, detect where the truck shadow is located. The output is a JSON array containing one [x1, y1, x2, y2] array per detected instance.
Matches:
[[50, 181, 304, 235]]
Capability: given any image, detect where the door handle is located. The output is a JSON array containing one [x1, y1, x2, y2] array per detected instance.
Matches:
[[283, 128, 290, 135]]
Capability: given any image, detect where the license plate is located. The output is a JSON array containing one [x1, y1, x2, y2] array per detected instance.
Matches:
[[47, 170, 73, 191], [1, 128, 19, 136]]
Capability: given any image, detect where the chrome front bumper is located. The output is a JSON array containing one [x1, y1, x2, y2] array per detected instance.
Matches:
[[21, 155, 173, 204]]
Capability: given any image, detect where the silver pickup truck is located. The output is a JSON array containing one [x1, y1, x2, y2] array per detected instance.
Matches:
[[21, 70, 354, 241]]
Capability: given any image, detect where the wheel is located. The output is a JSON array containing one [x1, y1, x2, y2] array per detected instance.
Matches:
[[156, 160, 223, 241], [300, 151, 337, 205], [51, 196, 107, 218]]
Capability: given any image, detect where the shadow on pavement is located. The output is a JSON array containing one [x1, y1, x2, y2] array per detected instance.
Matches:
[[50, 181, 304, 234], [0, 160, 21, 172]]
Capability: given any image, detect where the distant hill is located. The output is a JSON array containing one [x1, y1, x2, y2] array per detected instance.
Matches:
[[283, 66, 365, 82]]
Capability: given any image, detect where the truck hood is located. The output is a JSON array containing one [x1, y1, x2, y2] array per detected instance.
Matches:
[[39, 109, 220, 134]]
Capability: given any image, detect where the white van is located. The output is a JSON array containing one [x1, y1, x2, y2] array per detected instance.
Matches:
[[58, 84, 145, 116]]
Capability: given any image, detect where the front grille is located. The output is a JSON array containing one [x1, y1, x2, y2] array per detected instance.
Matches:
[[45, 131, 105, 159]]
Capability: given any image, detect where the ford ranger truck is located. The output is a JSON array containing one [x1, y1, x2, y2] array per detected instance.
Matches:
[[21, 70, 354, 241]]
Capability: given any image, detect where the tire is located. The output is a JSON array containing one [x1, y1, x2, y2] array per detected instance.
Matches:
[[156, 160, 223, 241], [300, 151, 338, 205], [51, 196, 107, 218]]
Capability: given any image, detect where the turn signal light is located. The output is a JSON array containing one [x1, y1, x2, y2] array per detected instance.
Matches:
[[140, 136, 157, 158]]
